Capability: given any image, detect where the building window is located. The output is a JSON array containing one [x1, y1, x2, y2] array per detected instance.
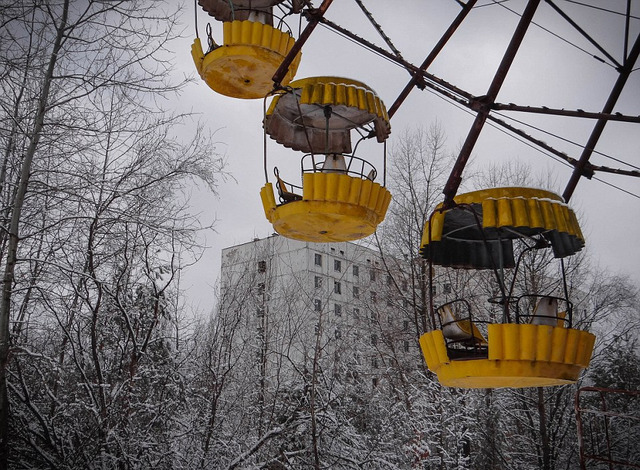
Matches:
[[314, 299, 322, 312], [257, 306, 265, 317], [403, 320, 409, 331], [403, 340, 410, 352], [402, 280, 408, 291], [431, 285, 437, 296], [314, 276, 322, 288], [353, 286, 360, 298], [372, 377, 378, 387], [372, 358, 378, 369], [353, 265, 359, 277], [334, 259, 341, 272], [353, 307, 360, 317], [403, 298, 409, 308], [314, 253, 322, 266], [257, 282, 265, 294], [334, 281, 341, 294], [370, 269, 376, 282], [335, 303, 342, 315], [257, 260, 266, 273], [444, 283, 452, 294]]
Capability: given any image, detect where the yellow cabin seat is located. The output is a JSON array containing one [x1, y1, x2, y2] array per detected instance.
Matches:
[[531, 297, 559, 326], [439, 305, 487, 346], [191, 20, 301, 99], [420, 324, 595, 388]]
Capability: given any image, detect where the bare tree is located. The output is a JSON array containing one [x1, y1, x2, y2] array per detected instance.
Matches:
[[380, 123, 457, 333], [0, 1, 226, 466], [375, 128, 640, 469]]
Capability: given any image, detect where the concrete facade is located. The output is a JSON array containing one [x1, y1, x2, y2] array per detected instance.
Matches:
[[219, 235, 426, 388]]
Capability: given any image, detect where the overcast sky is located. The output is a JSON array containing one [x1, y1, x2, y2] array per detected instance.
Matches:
[[174, 0, 640, 315]]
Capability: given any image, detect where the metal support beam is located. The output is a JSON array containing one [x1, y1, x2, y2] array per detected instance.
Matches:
[[388, 0, 478, 118], [314, 12, 640, 127], [492, 103, 640, 123], [442, 0, 542, 207], [562, 30, 640, 202], [546, 0, 621, 69], [298, 2, 638, 184], [316, 16, 474, 102], [271, 0, 333, 87]]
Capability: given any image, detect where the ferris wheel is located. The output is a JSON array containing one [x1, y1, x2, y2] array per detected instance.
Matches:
[[190, 0, 639, 389]]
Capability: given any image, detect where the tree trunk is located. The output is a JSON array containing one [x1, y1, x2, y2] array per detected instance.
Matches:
[[0, 1, 69, 464], [538, 387, 551, 470]]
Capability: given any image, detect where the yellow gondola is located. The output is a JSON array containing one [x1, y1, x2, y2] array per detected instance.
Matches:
[[260, 77, 392, 242], [418, 187, 595, 388], [192, 1, 300, 99]]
